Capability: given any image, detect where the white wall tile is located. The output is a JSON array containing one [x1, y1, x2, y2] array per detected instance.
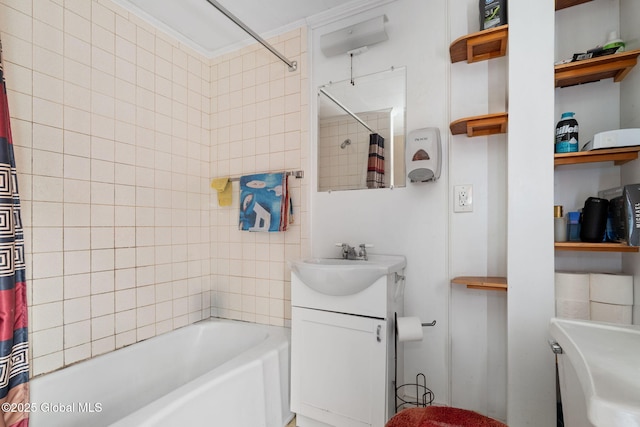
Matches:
[[64, 274, 91, 299], [64, 320, 91, 348], [64, 297, 91, 324], [64, 343, 91, 365], [91, 314, 114, 340], [2, 0, 305, 378], [32, 352, 64, 377]]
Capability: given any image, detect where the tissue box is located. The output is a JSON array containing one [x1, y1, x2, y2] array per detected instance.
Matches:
[[480, 0, 507, 30]]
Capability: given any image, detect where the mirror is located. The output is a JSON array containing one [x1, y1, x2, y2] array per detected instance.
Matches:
[[317, 67, 406, 192]]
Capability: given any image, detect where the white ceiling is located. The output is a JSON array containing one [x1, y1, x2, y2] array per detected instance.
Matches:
[[111, 0, 368, 57]]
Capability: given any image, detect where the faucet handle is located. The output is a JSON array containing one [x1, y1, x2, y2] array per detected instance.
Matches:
[[335, 243, 351, 259], [358, 243, 373, 260]]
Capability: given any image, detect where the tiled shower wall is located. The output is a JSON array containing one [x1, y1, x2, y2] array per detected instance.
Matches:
[[209, 29, 310, 326], [1, 0, 309, 377], [318, 111, 390, 191], [0, 0, 215, 376]]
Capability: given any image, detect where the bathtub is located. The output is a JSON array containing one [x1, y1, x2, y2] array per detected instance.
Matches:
[[30, 318, 292, 427]]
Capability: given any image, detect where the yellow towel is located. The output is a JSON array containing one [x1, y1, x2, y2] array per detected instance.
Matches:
[[211, 177, 232, 206]]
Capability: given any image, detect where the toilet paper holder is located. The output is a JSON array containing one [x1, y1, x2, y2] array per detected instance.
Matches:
[[393, 313, 436, 412]]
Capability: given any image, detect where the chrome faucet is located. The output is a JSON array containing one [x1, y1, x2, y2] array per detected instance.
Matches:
[[337, 243, 370, 260]]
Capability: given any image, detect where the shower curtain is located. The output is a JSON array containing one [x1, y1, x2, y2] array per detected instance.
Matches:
[[366, 133, 385, 189], [0, 41, 30, 427]]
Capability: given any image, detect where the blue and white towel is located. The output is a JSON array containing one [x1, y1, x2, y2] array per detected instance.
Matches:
[[239, 172, 292, 232]]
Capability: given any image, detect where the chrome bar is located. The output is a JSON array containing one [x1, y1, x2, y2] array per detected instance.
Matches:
[[319, 88, 377, 134], [205, 0, 297, 72], [227, 170, 304, 182], [549, 340, 563, 354]]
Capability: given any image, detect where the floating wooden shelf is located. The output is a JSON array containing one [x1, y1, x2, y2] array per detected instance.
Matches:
[[554, 146, 640, 166], [450, 25, 508, 64], [556, 0, 593, 10], [555, 242, 639, 253], [450, 112, 508, 137], [555, 49, 640, 88], [451, 276, 508, 292]]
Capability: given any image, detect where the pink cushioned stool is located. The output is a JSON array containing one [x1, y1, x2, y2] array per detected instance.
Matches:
[[386, 407, 508, 427]]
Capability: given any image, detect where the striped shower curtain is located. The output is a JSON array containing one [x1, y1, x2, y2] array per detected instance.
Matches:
[[366, 133, 385, 188], [0, 41, 30, 427]]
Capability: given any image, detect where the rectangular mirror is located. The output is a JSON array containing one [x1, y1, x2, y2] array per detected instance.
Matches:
[[317, 66, 406, 192]]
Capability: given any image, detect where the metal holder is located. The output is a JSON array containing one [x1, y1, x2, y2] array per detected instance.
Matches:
[[393, 312, 435, 413], [395, 373, 434, 412]]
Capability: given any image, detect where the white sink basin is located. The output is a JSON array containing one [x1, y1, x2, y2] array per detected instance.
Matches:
[[550, 318, 640, 426], [290, 255, 406, 296]]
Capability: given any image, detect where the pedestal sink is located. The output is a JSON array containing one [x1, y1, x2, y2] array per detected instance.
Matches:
[[550, 318, 640, 427], [289, 255, 406, 296]]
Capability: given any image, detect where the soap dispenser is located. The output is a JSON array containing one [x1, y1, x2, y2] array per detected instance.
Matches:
[[406, 127, 441, 183]]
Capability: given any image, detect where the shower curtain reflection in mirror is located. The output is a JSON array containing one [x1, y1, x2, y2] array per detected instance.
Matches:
[[317, 67, 406, 192]]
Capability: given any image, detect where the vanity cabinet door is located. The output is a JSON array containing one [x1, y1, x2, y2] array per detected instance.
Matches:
[[291, 307, 387, 427]]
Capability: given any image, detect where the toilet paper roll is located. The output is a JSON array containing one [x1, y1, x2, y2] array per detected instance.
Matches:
[[555, 272, 590, 301], [590, 301, 632, 324], [396, 316, 423, 342], [590, 273, 633, 305], [555, 299, 590, 320]]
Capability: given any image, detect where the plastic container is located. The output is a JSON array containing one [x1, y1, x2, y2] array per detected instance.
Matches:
[[567, 212, 581, 242], [554, 205, 567, 242], [479, 0, 507, 30], [603, 31, 625, 53], [555, 112, 579, 153]]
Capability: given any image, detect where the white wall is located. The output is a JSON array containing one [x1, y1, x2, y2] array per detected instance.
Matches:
[[448, 0, 508, 419], [508, 1, 557, 426], [310, 0, 452, 406]]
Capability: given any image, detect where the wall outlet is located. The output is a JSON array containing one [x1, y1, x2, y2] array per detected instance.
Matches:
[[454, 185, 473, 212]]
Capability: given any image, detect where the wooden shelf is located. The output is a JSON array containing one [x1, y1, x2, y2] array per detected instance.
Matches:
[[555, 49, 640, 88], [451, 276, 508, 292], [554, 146, 640, 166], [450, 112, 508, 137], [555, 0, 593, 10], [450, 25, 508, 64], [555, 242, 639, 253]]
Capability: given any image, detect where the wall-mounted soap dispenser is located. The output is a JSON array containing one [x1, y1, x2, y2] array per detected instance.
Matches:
[[406, 127, 441, 182]]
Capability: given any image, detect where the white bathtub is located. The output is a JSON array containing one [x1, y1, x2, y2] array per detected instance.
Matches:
[[30, 318, 292, 427]]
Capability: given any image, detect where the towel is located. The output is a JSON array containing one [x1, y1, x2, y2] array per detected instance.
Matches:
[[367, 133, 385, 188], [239, 172, 292, 232], [211, 177, 232, 206]]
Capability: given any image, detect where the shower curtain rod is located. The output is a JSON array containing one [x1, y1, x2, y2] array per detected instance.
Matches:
[[205, 0, 297, 72], [319, 88, 377, 134]]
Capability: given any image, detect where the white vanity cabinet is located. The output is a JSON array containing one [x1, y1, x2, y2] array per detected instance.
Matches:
[[289, 255, 406, 427], [291, 307, 387, 427]]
